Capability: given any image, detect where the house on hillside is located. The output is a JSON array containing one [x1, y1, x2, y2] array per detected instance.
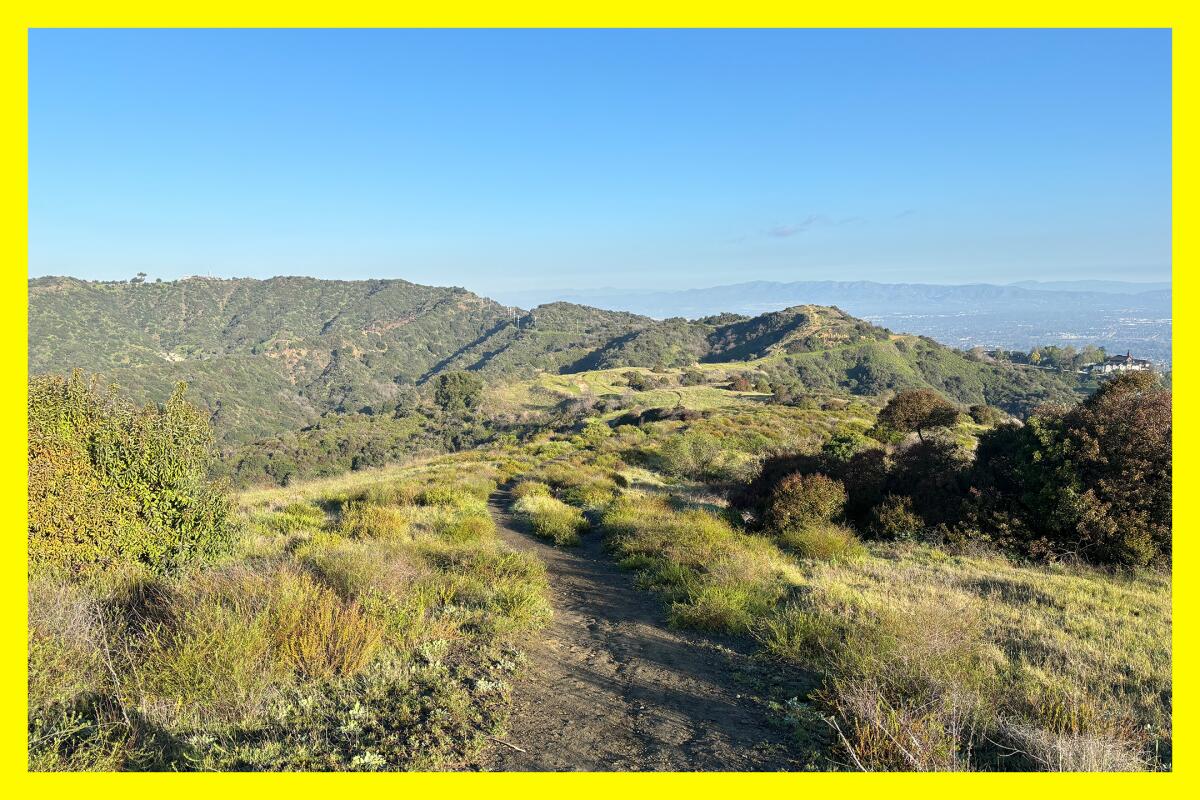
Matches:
[[1087, 351, 1153, 375]]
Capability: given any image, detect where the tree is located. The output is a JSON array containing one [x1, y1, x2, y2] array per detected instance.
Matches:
[[877, 389, 960, 442], [972, 370, 1171, 566], [433, 371, 484, 414]]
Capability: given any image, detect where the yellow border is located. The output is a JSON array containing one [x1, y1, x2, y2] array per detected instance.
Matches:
[[4, 6, 1187, 795]]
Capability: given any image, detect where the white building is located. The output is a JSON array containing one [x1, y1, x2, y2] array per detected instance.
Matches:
[[1088, 351, 1153, 375]]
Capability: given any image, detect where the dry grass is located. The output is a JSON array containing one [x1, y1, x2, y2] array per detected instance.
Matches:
[[30, 449, 552, 771]]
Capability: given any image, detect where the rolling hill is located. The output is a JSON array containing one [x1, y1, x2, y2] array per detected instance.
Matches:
[[30, 276, 1088, 441]]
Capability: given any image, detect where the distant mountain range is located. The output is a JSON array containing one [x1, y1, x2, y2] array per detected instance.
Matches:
[[1009, 279, 1170, 294], [490, 279, 1172, 365], [30, 276, 1089, 442]]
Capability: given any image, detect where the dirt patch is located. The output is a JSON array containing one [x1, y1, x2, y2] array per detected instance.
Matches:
[[477, 486, 807, 771]]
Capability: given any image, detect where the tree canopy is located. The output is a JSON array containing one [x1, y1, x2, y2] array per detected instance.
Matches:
[[877, 388, 960, 441]]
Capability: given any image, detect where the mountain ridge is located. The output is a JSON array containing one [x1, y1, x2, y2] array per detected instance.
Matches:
[[30, 276, 1090, 441]]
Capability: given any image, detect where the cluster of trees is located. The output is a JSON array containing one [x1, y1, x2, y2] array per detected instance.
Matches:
[[736, 374, 1170, 567], [985, 344, 1108, 371], [225, 371, 495, 486]]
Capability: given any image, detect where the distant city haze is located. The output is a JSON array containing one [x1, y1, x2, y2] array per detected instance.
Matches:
[[30, 29, 1169, 288], [488, 279, 1172, 365]]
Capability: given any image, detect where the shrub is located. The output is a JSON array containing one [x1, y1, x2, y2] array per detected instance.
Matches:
[[670, 584, 770, 634], [777, 521, 866, 562], [822, 430, 867, 462], [268, 568, 385, 681], [764, 596, 995, 771], [418, 486, 467, 507], [435, 509, 495, 543], [433, 371, 484, 414], [729, 375, 754, 392], [270, 502, 328, 534], [559, 480, 618, 509], [512, 480, 551, 499], [143, 565, 384, 722], [767, 473, 847, 532], [868, 494, 925, 540], [658, 431, 726, 481], [968, 404, 1005, 426], [623, 371, 654, 391], [578, 418, 612, 448], [971, 371, 1171, 566], [28, 372, 232, 573], [513, 494, 587, 546]]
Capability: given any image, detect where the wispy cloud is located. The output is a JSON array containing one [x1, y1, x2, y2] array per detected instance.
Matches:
[[763, 214, 863, 238]]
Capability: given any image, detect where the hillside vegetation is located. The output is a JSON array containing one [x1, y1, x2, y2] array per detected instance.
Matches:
[[28, 363, 1170, 771], [31, 277, 1086, 442]]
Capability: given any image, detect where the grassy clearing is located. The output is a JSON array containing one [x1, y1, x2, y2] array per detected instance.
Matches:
[[760, 546, 1170, 770], [29, 450, 550, 772]]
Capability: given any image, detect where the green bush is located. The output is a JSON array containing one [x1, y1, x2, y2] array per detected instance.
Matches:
[[968, 404, 1006, 426], [28, 371, 232, 573], [432, 371, 484, 414], [767, 472, 847, 532], [868, 494, 925, 540], [659, 431, 726, 481]]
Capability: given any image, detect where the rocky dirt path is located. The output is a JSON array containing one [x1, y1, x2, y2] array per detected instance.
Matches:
[[478, 485, 803, 771]]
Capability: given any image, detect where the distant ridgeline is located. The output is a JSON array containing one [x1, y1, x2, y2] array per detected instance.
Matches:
[[30, 276, 1090, 442]]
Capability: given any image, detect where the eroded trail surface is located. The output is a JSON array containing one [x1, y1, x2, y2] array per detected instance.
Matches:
[[480, 486, 801, 771]]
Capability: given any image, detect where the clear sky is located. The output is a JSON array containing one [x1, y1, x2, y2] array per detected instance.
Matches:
[[29, 28, 1171, 294]]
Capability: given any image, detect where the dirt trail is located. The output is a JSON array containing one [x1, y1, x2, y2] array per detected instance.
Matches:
[[479, 486, 802, 772]]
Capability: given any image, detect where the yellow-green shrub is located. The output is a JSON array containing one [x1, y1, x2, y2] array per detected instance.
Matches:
[[513, 494, 586, 546], [512, 480, 551, 499], [777, 521, 866, 562]]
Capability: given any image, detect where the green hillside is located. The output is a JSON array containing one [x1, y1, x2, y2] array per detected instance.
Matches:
[[30, 277, 1088, 442]]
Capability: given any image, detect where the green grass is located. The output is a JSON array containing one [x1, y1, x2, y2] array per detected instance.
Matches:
[[512, 492, 587, 546], [599, 480, 1169, 771]]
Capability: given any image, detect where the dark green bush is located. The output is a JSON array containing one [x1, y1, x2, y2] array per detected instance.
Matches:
[[971, 372, 1171, 566], [433, 371, 484, 414], [968, 404, 1006, 426], [867, 494, 925, 540]]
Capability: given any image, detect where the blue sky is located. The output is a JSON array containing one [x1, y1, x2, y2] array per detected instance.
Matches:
[[29, 28, 1171, 293]]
